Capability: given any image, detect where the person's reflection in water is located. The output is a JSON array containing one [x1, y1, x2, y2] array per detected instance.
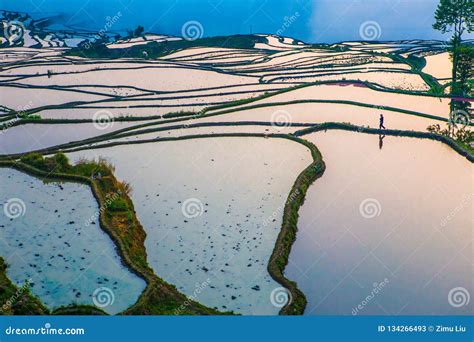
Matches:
[[379, 134, 386, 150]]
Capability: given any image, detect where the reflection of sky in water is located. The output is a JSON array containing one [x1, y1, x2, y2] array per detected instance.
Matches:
[[287, 132, 473, 316], [3, 0, 473, 43]]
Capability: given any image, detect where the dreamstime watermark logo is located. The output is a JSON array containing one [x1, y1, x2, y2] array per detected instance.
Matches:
[[174, 278, 212, 314], [182, 21, 204, 41], [4, 322, 85, 336], [181, 198, 204, 218], [183, 109, 206, 129], [270, 287, 292, 308], [3, 21, 26, 44], [1, 279, 32, 313], [271, 110, 292, 128], [3, 198, 26, 219], [449, 109, 471, 129], [1, 101, 35, 135], [440, 193, 473, 228], [99, 12, 122, 39], [352, 278, 390, 315], [263, 189, 300, 227], [276, 12, 300, 36], [84, 191, 122, 227], [82, 12, 122, 50], [92, 287, 115, 308], [359, 21, 382, 41], [1, 118, 20, 135], [16, 101, 34, 116], [359, 198, 382, 219], [92, 110, 114, 130], [448, 287, 470, 308]]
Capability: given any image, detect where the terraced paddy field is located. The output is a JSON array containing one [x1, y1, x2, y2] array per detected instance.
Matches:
[[69, 137, 312, 314], [0, 14, 472, 316], [286, 131, 473, 315]]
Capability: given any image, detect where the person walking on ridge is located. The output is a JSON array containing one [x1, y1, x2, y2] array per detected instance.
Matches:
[[379, 114, 386, 130]]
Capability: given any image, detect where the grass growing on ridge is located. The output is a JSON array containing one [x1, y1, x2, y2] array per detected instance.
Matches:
[[0, 258, 48, 315]]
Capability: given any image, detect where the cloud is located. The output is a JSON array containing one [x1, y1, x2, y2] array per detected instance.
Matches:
[[308, 0, 459, 43]]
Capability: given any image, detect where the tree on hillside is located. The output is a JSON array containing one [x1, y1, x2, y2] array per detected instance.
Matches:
[[134, 25, 145, 38], [126, 25, 145, 39], [454, 45, 474, 97], [433, 0, 474, 95], [450, 46, 473, 128]]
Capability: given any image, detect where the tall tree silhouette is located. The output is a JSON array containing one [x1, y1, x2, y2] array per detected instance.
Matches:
[[433, 0, 474, 95]]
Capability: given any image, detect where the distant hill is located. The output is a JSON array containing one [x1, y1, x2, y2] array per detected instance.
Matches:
[[1, 8, 472, 60], [0, 10, 119, 48]]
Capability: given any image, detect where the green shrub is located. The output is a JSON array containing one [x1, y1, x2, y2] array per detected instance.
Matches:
[[73, 157, 113, 178], [108, 198, 128, 212], [20, 153, 72, 173], [20, 153, 46, 169]]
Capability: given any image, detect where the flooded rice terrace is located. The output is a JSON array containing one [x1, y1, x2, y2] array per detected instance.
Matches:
[[0, 2, 472, 317], [0, 168, 146, 314], [286, 132, 473, 315], [0, 122, 137, 155], [69, 137, 312, 314]]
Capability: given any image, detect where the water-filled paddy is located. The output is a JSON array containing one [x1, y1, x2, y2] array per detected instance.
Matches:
[[286, 131, 473, 315], [82, 125, 301, 148], [1, 8, 472, 318], [245, 84, 451, 118], [272, 72, 429, 91], [0, 168, 146, 314], [0, 85, 107, 110], [18, 67, 257, 91], [69, 137, 312, 314], [38, 107, 205, 120], [423, 52, 452, 80], [198, 103, 442, 132], [0, 122, 136, 155]]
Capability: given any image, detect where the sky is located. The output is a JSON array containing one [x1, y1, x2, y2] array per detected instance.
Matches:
[[1, 0, 473, 43]]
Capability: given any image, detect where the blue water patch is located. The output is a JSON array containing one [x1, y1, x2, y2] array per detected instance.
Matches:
[[0, 168, 146, 314]]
